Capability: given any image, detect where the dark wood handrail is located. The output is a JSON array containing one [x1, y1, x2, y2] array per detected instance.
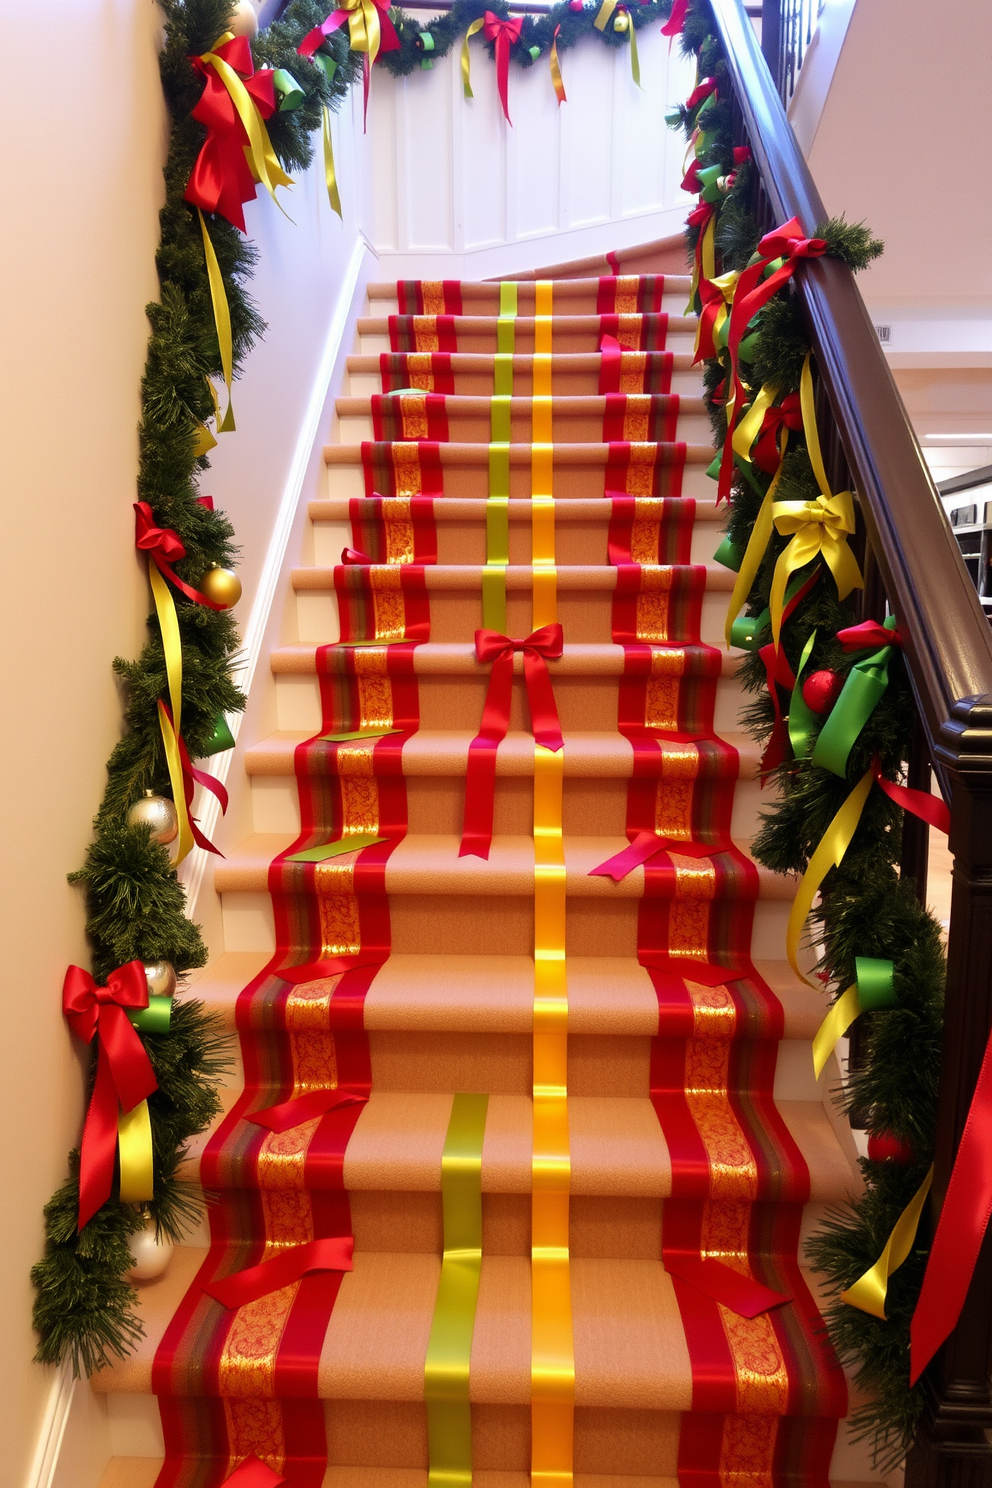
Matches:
[[710, 0, 992, 781]]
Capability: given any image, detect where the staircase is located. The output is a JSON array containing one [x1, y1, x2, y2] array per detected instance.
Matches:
[[90, 259, 873, 1488]]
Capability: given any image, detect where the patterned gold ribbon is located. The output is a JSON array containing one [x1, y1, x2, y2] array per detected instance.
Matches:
[[425, 1093, 490, 1488]]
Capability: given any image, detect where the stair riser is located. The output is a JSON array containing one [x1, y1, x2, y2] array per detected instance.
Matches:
[[247, 771, 762, 842], [312, 515, 723, 569], [273, 671, 744, 737], [347, 369, 704, 398], [336, 413, 714, 447], [359, 331, 698, 357], [219, 889, 791, 962], [294, 587, 730, 648], [326, 461, 718, 503]]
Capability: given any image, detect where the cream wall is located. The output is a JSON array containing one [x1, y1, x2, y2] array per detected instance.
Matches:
[[0, 3, 167, 1484]]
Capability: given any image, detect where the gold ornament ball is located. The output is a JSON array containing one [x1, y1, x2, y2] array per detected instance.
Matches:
[[228, 0, 260, 39], [144, 960, 178, 1000], [613, 11, 629, 29], [126, 1218, 174, 1283], [201, 565, 242, 609], [127, 790, 179, 846]]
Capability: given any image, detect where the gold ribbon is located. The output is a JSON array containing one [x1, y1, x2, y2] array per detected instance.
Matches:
[[532, 282, 556, 628], [769, 357, 863, 647], [424, 1092, 490, 1488], [198, 33, 293, 208], [786, 768, 872, 988], [117, 1099, 155, 1202], [462, 16, 486, 97], [198, 209, 236, 431], [148, 563, 195, 862], [322, 106, 342, 217], [732, 381, 777, 464], [811, 982, 861, 1079], [840, 1166, 934, 1320], [593, 0, 617, 28], [723, 441, 787, 647]]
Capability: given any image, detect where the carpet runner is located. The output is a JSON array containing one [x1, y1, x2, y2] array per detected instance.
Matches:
[[143, 269, 849, 1488]]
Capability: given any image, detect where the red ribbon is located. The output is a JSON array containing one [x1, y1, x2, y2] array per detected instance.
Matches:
[[222, 1459, 285, 1488], [62, 963, 158, 1230], [482, 11, 524, 124], [202, 1236, 355, 1309], [590, 831, 722, 883], [599, 333, 623, 394], [158, 701, 229, 855], [184, 35, 277, 232], [837, 619, 905, 651], [247, 1088, 368, 1134], [298, 0, 400, 59], [665, 1255, 790, 1317], [754, 569, 821, 778], [660, 0, 688, 42], [685, 75, 717, 110], [694, 274, 732, 364], [133, 504, 228, 611], [751, 391, 803, 474], [720, 218, 827, 500], [871, 756, 950, 834], [460, 624, 564, 860]]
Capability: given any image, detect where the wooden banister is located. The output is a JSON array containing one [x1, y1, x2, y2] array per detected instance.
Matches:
[[709, 1, 992, 1479]]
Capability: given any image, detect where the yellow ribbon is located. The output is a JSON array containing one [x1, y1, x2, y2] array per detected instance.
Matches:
[[627, 16, 641, 88], [693, 268, 738, 362], [769, 357, 863, 647], [322, 106, 342, 217], [117, 1099, 155, 1203], [593, 0, 617, 28], [732, 381, 777, 465], [198, 33, 293, 206], [484, 283, 517, 631], [197, 210, 236, 431], [334, 0, 388, 66], [840, 1166, 934, 1320], [424, 1092, 489, 1488], [688, 211, 717, 315], [148, 564, 195, 862], [811, 982, 861, 1079], [785, 767, 873, 988], [550, 28, 566, 102], [462, 16, 486, 97], [532, 282, 556, 628], [723, 445, 788, 647]]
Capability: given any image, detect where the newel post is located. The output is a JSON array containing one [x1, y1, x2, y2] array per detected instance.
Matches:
[[906, 697, 992, 1486]]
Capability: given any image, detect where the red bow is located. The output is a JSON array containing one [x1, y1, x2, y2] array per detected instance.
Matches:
[[185, 36, 276, 232], [62, 963, 158, 1230], [134, 504, 228, 611], [694, 274, 733, 363], [718, 217, 827, 501], [460, 624, 564, 859], [751, 391, 803, 474], [483, 12, 524, 124], [157, 701, 228, 856], [836, 619, 904, 651]]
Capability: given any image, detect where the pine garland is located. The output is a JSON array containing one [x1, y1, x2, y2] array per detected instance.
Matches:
[[670, 1, 941, 1468]]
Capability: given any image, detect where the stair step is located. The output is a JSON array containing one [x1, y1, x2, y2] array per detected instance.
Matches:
[[270, 641, 741, 678], [335, 395, 710, 448], [366, 275, 693, 306], [310, 496, 724, 522], [356, 317, 697, 354], [293, 564, 732, 592], [99, 1467, 683, 1488], [325, 440, 713, 469], [346, 351, 702, 398]]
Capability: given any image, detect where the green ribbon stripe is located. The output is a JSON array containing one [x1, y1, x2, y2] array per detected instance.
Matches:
[[483, 283, 517, 631], [424, 1092, 490, 1488], [812, 616, 899, 778]]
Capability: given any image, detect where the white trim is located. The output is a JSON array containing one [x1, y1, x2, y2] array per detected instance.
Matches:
[[180, 233, 374, 914], [24, 1367, 75, 1488]]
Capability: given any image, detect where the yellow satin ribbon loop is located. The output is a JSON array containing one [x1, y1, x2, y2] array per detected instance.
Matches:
[[424, 1092, 489, 1488], [322, 106, 342, 217], [769, 357, 863, 646], [197, 210, 236, 431], [723, 443, 788, 647], [593, 0, 617, 29], [532, 742, 574, 1488], [786, 767, 873, 988], [627, 17, 641, 88], [199, 35, 293, 205], [811, 982, 861, 1079], [840, 1166, 934, 1320], [732, 382, 778, 464], [117, 1099, 155, 1203], [462, 16, 486, 97], [331, 0, 386, 66], [149, 563, 183, 735], [688, 211, 717, 314], [158, 701, 195, 863], [693, 269, 738, 362]]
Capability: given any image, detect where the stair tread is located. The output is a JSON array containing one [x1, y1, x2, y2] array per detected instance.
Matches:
[[98, 1469, 685, 1488], [366, 276, 693, 298], [310, 497, 724, 522], [347, 352, 698, 372], [336, 395, 705, 416], [213, 832, 795, 900], [325, 441, 714, 466], [92, 1248, 834, 1407], [270, 642, 742, 675], [245, 728, 760, 776], [185, 952, 829, 1041], [178, 1090, 856, 1205], [357, 316, 698, 334], [292, 563, 734, 592]]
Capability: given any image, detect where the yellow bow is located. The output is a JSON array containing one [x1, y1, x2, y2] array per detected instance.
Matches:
[[694, 269, 739, 362], [768, 356, 863, 647], [336, 0, 387, 65]]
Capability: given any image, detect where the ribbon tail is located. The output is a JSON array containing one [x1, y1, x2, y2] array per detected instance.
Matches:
[[148, 562, 183, 734], [322, 107, 343, 216], [725, 479, 775, 647], [550, 27, 566, 103], [117, 1098, 155, 1203], [197, 209, 235, 432], [157, 701, 196, 864], [462, 17, 485, 99], [496, 33, 512, 123], [785, 768, 873, 987], [628, 17, 641, 88], [77, 1045, 120, 1230], [812, 982, 861, 1079], [842, 1166, 933, 1321]]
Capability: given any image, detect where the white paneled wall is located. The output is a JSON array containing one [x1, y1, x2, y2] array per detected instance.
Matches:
[[366, 25, 697, 275]]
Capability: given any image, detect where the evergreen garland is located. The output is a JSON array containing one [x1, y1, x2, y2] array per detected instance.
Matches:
[[671, 1, 939, 1469]]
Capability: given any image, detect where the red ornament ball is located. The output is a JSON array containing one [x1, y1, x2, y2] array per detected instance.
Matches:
[[802, 668, 844, 715], [867, 1131, 916, 1165], [568, 2, 583, 11]]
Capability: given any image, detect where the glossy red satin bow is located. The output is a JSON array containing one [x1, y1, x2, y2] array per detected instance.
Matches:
[[751, 391, 803, 474], [460, 624, 564, 859], [483, 11, 524, 123], [719, 217, 827, 499], [134, 504, 228, 611], [185, 35, 276, 232], [62, 963, 158, 1230], [837, 619, 905, 651], [157, 701, 228, 855]]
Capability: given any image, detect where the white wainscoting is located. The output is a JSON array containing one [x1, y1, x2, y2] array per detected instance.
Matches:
[[366, 24, 697, 277]]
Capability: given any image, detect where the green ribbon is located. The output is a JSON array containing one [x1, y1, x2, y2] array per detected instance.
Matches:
[[812, 957, 896, 1078], [287, 833, 387, 862], [272, 68, 305, 110], [788, 630, 820, 761], [128, 996, 173, 1034], [315, 53, 338, 83], [425, 1093, 489, 1488], [812, 617, 899, 778], [320, 727, 403, 742], [202, 712, 236, 756], [483, 285, 516, 631], [729, 572, 810, 652], [528, 44, 541, 58], [696, 163, 725, 204], [713, 534, 743, 573], [418, 31, 435, 66]]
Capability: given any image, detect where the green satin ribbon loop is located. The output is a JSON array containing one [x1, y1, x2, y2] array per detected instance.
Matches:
[[856, 955, 898, 1012], [127, 996, 174, 1034], [788, 631, 819, 760], [730, 573, 810, 653], [315, 53, 338, 83], [529, 44, 541, 58], [812, 956, 896, 1078], [812, 617, 899, 778], [696, 163, 724, 204], [425, 1093, 489, 1488], [272, 68, 305, 110], [202, 712, 236, 756], [713, 534, 743, 573]]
